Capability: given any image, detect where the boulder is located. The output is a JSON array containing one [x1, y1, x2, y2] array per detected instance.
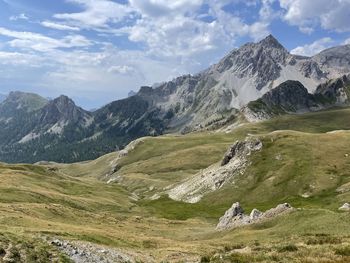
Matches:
[[250, 209, 263, 220], [216, 202, 244, 230], [339, 203, 350, 211], [216, 202, 294, 231], [262, 203, 292, 219]]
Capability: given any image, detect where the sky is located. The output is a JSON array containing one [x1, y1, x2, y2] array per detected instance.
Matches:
[[0, 0, 350, 109]]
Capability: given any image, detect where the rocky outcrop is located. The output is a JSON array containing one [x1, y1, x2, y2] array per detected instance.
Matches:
[[339, 203, 350, 211], [216, 202, 294, 231], [51, 239, 142, 263], [167, 138, 262, 203]]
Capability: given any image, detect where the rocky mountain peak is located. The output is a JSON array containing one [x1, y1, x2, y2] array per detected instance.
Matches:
[[40, 95, 90, 125], [258, 34, 285, 50], [0, 91, 48, 114], [52, 95, 75, 110]]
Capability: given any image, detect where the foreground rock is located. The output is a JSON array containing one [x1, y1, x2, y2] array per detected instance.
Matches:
[[167, 138, 262, 203], [339, 203, 350, 211], [216, 202, 294, 230], [51, 239, 146, 263]]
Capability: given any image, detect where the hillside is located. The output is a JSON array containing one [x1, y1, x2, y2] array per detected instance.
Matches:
[[1, 35, 350, 164], [244, 74, 350, 121], [2, 107, 350, 262]]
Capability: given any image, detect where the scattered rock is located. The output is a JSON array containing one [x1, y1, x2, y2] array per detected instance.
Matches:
[[51, 239, 63, 247], [275, 154, 283, 161], [339, 203, 350, 211], [216, 202, 244, 230], [50, 238, 140, 263], [301, 193, 311, 198], [216, 202, 294, 231]]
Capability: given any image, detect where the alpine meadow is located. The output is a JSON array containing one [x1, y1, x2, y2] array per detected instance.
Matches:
[[1, 0, 350, 262]]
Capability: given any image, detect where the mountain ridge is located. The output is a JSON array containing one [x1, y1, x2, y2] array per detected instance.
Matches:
[[1, 35, 350, 163]]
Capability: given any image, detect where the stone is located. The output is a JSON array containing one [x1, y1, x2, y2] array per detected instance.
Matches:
[[250, 209, 263, 220], [339, 203, 350, 211], [216, 202, 294, 231], [216, 202, 244, 230]]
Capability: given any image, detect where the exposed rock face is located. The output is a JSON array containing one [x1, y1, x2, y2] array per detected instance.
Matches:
[[39, 95, 92, 127], [216, 202, 246, 230], [250, 208, 263, 220], [243, 74, 350, 121], [222, 138, 264, 166], [167, 138, 262, 203], [216, 203, 293, 231], [339, 203, 350, 211], [315, 74, 350, 104]]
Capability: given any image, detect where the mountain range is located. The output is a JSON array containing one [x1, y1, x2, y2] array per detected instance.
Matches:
[[0, 93, 6, 103], [1, 35, 350, 163]]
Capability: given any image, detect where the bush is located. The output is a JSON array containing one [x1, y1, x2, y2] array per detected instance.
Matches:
[[306, 236, 341, 245], [335, 246, 350, 256], [200, 255, 211, 263], [227, 253, 254, 263], [277, 244, 298, 252]]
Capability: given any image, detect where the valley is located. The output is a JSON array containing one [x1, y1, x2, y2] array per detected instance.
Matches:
[[1, 107, 350, 262], [1, 1, 350, 262]]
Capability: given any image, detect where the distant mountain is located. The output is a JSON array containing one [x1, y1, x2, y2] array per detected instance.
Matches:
[[128, 90, 137, 97], [0, 91, 47, 115], [244, 74, 350, 121], [116, 35, 350, 132], [1, 35, 350, 163], [0, 92, 165, 163], [0, 93, 6, 103]]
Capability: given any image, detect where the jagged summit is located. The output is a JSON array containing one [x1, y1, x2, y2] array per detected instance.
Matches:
[[39, 94, 91, 125], [258, 34, 285, 50]]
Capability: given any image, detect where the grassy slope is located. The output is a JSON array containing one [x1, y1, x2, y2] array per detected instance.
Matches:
[[2, 107, 350, 261]]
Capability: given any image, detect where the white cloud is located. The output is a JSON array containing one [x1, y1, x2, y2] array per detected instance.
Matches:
[[343, 38, 350, 45], [125, 1, 272, 57], [0, 27, 92, 51], [279, 0, 350, 33], [259, 0, 280, 21], [41, 21, 80, 31], [54, 0, 131, 28], [9, 13, 29, 21], [50, 0, 272, 59], [290, 37, 334, 56], [129, 0, 203, 17], [0, 0, 276, 108], [299, 26, 314, 35], [0, 51, 44, 66], [107, 65, 135, 75]]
